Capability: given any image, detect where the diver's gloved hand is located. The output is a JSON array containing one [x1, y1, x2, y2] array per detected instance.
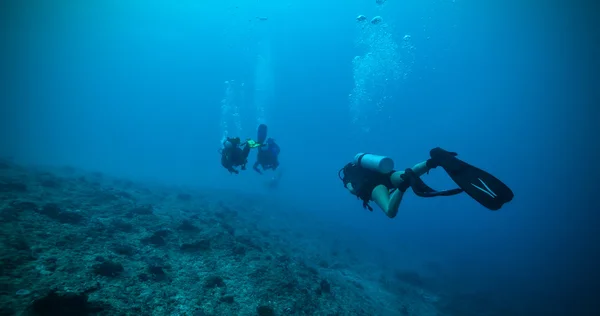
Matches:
[[427, 147, 458, 169]]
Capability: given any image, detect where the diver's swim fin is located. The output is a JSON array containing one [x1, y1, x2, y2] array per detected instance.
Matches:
[[257, 124, 268, 144], [429, 147, 514, 210]]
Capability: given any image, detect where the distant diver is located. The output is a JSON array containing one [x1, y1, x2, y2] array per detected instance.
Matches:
[[219, 137, 252, 174], [253, 137, 280, 175], [338, 147, 514, 217], [251, 123, 281, 175]]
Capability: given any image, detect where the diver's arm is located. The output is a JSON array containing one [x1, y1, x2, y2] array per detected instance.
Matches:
[[372, 186, 404, 218], [241, 144, 251, 158], [345, 183, 357, 195]]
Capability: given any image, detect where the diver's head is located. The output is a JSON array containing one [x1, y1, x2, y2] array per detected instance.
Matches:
[[260, 138, 274, 151], [259, 138, 271, 151], [223, 139, 234, 149], [223, 137, 241, 149]]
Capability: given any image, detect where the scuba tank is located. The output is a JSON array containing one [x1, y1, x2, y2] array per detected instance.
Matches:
[[223, 137, 240, 149], [223, 139, 234, 149], [353, 153, 394, 174], [339, 153, 394, 188]]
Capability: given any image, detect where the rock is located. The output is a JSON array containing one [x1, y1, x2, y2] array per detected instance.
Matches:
[[256, 305, 275, 316], [30, 291, 106, 315], [204, 275, 225, 288], [93, 261, 124, 277], [180, 240, 210, 252]]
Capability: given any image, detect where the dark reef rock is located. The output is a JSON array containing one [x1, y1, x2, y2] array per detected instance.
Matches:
[[110, 219, 134, 232], [204, 275, 225, 289], [129, 204, 153, 215], [143, 230, 170, 246], [178, 219, 201, 232], [177, 193, 192, 201], [37, 203, 85, 224], [153, 229, 171, 237], [256, 305, 275, 316], [145, 235, 166, 246], [56, 211, 85, 224], [39, 203, 61, 218], [92, 261, 124, 277], [220, 295, 235, 303], [394, 270, 423, 287], [148, 265, 165, 275], [113, 190, 133, 200], [0, 208, 19, 222], [30, 291, 107, 316], [232, 245, 246, 256], [11, 201, 38, 212], [318, 279, 331, 295], [40, 179, 60, 188], [0, 181, 27, 192], [112, 244, 136, 256], [180, 240, 211, 252]]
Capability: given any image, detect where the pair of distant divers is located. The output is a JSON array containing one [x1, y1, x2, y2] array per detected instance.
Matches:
[[219, 124, 280, 175], [221, 125, 514, 216]]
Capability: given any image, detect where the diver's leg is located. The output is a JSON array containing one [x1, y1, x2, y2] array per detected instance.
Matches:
[[253, 161, 263, 174], [390, 161, 430, 188], [371, 185, 405, 218]]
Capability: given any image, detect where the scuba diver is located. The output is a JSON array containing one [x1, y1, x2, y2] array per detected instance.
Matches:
[[219, 137, 252, 174], [251, 123, 280, 175], [253, 137, 280, 174], [338, 147, 514, 218]]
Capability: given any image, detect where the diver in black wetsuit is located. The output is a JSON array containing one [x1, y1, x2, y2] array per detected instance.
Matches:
[[253, 138, 280, 174], [338, 147, 514, 217], [220, 137, 251, 174]]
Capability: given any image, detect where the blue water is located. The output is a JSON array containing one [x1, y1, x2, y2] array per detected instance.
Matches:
[[1, 0, 597, 315]]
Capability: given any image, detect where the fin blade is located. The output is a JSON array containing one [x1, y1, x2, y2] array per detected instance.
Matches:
[[257, 124, 268, 144], [444, 161, 514, 210], [431, 148, 513, 210]]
